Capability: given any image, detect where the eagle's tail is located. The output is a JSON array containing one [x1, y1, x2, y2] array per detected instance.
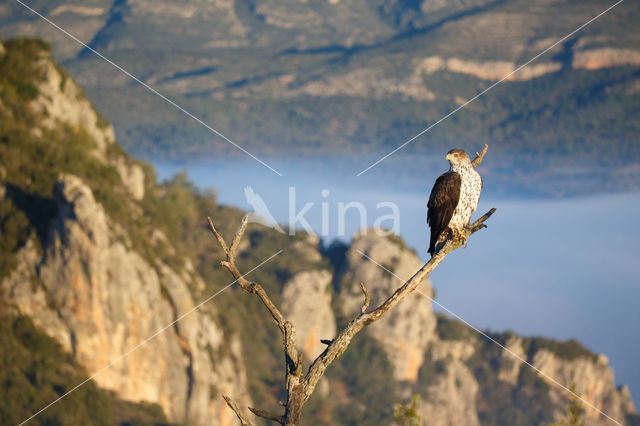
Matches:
[[428, 231, 438, 256]]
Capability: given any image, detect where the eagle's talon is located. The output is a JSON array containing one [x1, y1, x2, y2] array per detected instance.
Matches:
[[450, 227, 467, 246]]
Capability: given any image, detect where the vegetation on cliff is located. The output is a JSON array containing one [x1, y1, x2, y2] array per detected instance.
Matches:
[[0, 302, 166, 425]]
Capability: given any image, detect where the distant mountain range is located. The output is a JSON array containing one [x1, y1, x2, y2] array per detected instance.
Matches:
[[1, 0, 639, 195]]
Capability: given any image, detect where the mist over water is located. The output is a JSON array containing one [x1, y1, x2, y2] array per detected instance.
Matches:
[[154, 157, 640, 400]]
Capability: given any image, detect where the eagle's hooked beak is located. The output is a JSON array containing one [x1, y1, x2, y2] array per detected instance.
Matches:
[[446, 153, 452, 161]]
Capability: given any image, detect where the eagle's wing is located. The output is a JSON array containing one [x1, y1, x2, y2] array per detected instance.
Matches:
[[427, 171, 461, 255]]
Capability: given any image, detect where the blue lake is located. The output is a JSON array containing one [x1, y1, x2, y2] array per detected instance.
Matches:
[[154, 157, 640, 401]]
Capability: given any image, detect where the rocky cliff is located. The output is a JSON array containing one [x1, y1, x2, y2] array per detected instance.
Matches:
[[0, 40, 250, 425], [330, 230, 636, 426], [3, 175, 251, 424]]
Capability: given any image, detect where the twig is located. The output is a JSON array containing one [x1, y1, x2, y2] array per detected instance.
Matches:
[[248, 407, 284, 424], [222, 395, 252, 426], [207, 217, 228, 253], [359, 283, 370, 315], [230, 215, 249, 258], [209, 215, 288, 333], [471, 143, 488, 168]]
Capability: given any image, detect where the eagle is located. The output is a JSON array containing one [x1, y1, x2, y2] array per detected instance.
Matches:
[[427, 148, 482, 256]]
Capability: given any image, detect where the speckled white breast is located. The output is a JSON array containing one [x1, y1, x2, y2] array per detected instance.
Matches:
[[449, 163, 482, 228]]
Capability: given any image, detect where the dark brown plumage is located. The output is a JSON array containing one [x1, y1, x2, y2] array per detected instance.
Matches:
[[427, 171, 461, 255]]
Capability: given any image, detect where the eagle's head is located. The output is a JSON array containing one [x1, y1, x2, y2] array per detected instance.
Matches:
[[446, 148, 471, 166]]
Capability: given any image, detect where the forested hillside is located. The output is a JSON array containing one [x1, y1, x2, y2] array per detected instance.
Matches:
[[1, 0, 639, 173]]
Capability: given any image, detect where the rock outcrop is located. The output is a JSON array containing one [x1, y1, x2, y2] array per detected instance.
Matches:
[[281, 269, 336, 360], [339, 230, 437, 383], [1, 174, 250, 425], [417, 56, 562, 81], [27, 55, 146, 200], [336, 229, 637, 425], [532, 350, 636, 425], [497, 335, 526, 385], [29, 57, 115, 153], [420, 340, 480, 426]]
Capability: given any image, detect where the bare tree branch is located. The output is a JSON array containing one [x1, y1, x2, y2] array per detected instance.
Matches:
[[208, 215, 303, 424], [230, 215, 249, 258], [208, 145, 495, 425], [248, 407, 284, 424], [300, 208, 495, 404], [222, 395, 252, 426], [359, 283, 370, 315], [207, 217, 229, 253], [209, 215, 288, 333], [471, 143, 488, 168]]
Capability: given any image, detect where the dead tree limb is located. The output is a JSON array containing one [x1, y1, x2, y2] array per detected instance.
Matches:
[[208, 215, 301, 425], [222, 395, 252, 426], [209, 146, 494, 425], [359, 283, 370, 314], [248, 407, 284, 424], [471, 143, 488, 168]]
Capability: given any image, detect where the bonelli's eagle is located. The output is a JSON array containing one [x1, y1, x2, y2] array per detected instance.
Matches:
[[427, 149, 482, 256]]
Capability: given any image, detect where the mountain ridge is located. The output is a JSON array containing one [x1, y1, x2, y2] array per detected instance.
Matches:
[[1, 0, 638, 181]]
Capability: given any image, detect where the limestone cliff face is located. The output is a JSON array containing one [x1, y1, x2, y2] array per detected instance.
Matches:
[[29, 56, 115, 153], [28, 55, 145, 201], [335, 230, 637, 425], [1, 48, 250, 424], [281, 269, 336, 360], [339, 230, 437, 383], [417, 56, 562, 81], [1, 175, 250, 425], [496, 335, 526, 385], [337, 231, 481, 424], [532, 350, 636, 425], [421, 340, 480, 426]]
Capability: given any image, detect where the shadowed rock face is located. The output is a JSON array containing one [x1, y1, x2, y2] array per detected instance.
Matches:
[[1, 174, 251, 424]]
